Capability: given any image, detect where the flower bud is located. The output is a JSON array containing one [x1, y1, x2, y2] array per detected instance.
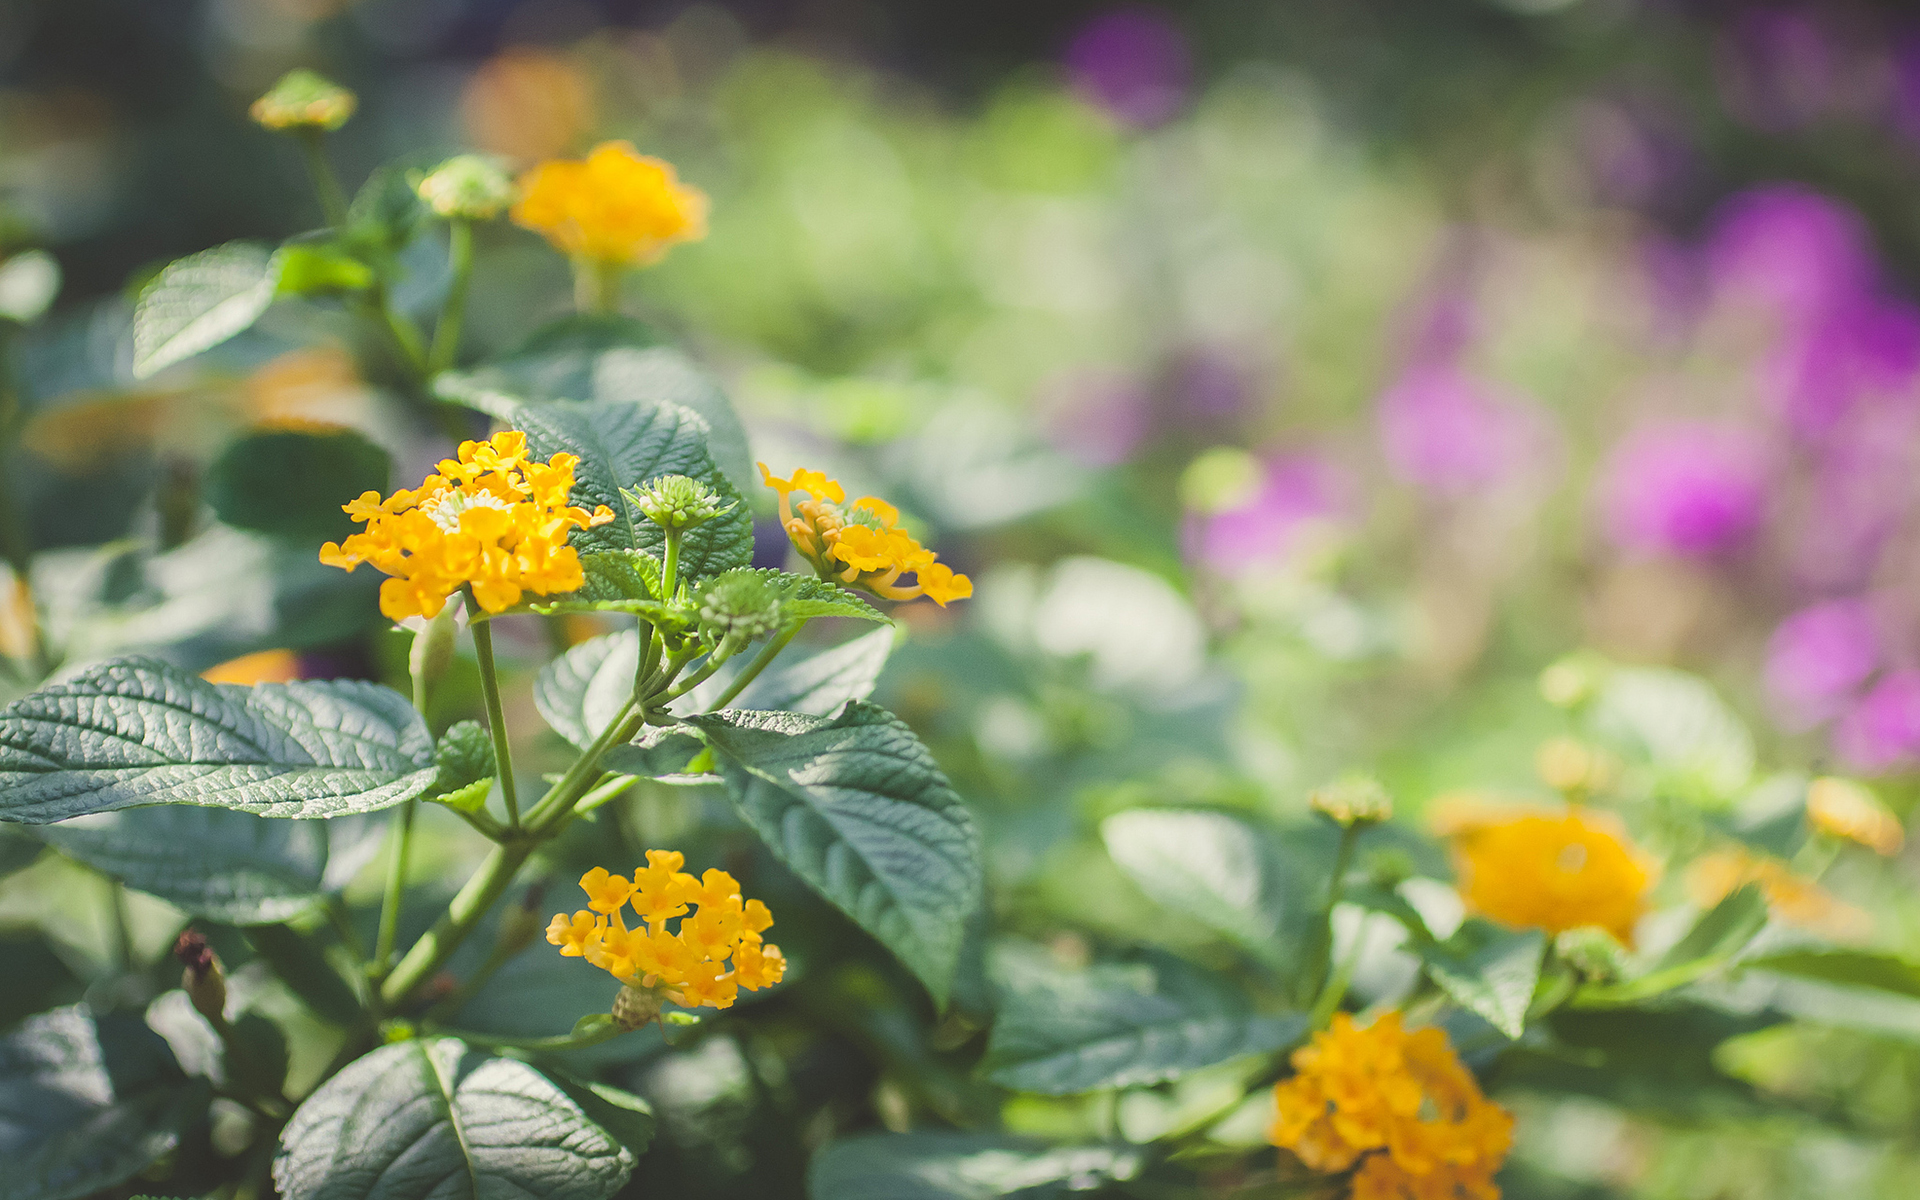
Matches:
[[612, 984, 663, 1031], [408, 597, 461, 713], [173, 929, 228, 1025], [250, 70, 357, 132], [697, 569, 785, 643], [1309, 774, 1393, 829], [627, 474, 733, 531], [414, 155, 515, 221], [1539, 651, 1608, 708], [1554, 925, 1631, 983]]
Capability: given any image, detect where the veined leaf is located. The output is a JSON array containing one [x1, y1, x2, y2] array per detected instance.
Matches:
[[0, 657, 437, 824], [1101, 809, 1295, 974], [984, 951, 1305, 1094], [687, 624, 895, 716], [131, 242, 280, 379], [704, 568, 887, 624], [35, 807, 384, 924], [534, 630, 640, 750], [1416, 919, 1545, 1039], [689, 702, 982, 1006], [0, 1006, 209, 1200], [806, 1133, 1144, 1200], [272, 1038, 635, 1200]]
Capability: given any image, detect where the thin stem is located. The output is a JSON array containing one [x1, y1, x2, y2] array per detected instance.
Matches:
[[365, 283, 430, 378], [428, 219, 473, 373], [704, 619, 807, 712], [574, 772, 638, 817], [294, 129, 350, 228], [527, 707, 648, 835], [573, 258, 622, 315], [379, 839, 536, 1011], [657, 634, 744, 706], [324, 895, 369, 965], [371, 798, 418, 982], [468, 609, 521, 830], [1309, 914, 1368, 1029], [1300, 823, 1360, 1007], [659, 526, 682, 599]]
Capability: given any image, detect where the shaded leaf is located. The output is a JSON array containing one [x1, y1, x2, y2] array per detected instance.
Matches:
[[807, 1133, 1144, 1200], [1416, 919, 1544, 1039], [1744, 949, 1920, 998], [273, 1037, 635, 1200], [1101, 809, 1294, 973], [690, 702, 982, 1006], [599, 726, 709, 781], [131, 242, 279, 379], [0, 657, 437, 824], [206, 427, 390, 545], [0, 932, 83, 1030], [1588, 667, 1754, 805], [534, 631, 639, 750], [691, 624, 895, 716]]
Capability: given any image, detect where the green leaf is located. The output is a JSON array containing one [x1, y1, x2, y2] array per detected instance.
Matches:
[[983, 951, 1306, 1094], [432, 721, 494, 792], [1502, 1003, 1784, 1122], [1416, 919, 1545, 1039], [0, 931, 83, 1029], [273, 1038, 636, 1200], [1100, 809, 1295, 974], [599, 726, 709, 780], [131, 242, 280, 379], [245, 923, 365, 1027], [715, 568, 888, 624], [1588, 667, 1754, 805], [0, 1005, 209, 1200], [689, 702, 983, 1006], [698, 625, 895, 716], [0, 657, 437, 824], [1743, 949, 1920, 998], [434, 317, 754, 493], [1574, 885, 1768, 1007], [272, 243, 375, 296], [206, 427, 390, 545], [511, 399, 754, 583], [341, 163, 426, 260], [540, 1071, 654, 1158], [806, 1133, 1144, 1200], [534, 631, 640, 750], [0, 826, 42, 878], [35, 807, 384, 924], [225, 1013, 290, 1102], [525, 552, 687, 625]]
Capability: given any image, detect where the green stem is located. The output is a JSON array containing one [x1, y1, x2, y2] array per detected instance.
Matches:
[[573, 258, 623, 315], [449, 1018, 624, 1055], [527, 706, 648, 835], [658, 635, 744, 705], [324, 895, 369, 966], [371, 798, 418, 982], [1301, 823, 1360, 1007], [704, 620, 806, 712], [1309, 914, 1368, 1029], [468, 610, 521, 830], [573, 773, 637, 817], [365, 283, 430, 379], [659, 526, 682, 600], [295, 129, 350, 228], [379, 839, 535, 1011], [427, 219, 473, 373]]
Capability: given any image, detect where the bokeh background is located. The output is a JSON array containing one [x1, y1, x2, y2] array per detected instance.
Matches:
[[7, 1, 1920, 1197]]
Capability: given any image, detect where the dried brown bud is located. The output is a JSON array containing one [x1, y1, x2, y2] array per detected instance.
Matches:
[[174, 929, 227, 1025]]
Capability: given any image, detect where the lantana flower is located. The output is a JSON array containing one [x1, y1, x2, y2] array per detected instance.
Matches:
[[319, 430, 615, 621], [1804, 776, 1905, 855], [512, 141, 708, 266], [1687, 846, 1869, 939], [1270, 1012, 1512, 1200], [545, 851, 785, 1016], [1444, 807, 1655, 943], [760, 463, 972, 606]]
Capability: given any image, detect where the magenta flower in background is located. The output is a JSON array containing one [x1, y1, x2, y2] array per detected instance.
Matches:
[[1063, 6, 1191, 129], [1764, 598, 1880, 729], [1835, 670, 1920, 772], [1376, 365, 1552, 496], [1598, 420, 1770, 556], [1189, 454, 1347, 571], [1039, 368, 1150, 467], [1763, 295, 1920, 436], [1714, 8, 1841, 133], [1704, 184, 1874, 325]]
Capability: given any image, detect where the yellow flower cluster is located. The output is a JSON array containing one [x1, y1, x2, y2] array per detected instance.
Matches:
[[1447, 808, 1654, 943], [512, 141, 708, 266], [1271, 1012, 1513, 1200], [1805, 777, 1905, 856], [319, 430, 615, 621], [1687, 847, 1869, 939], [759, 464, 972, 607], [545, 852, 786, 1012]]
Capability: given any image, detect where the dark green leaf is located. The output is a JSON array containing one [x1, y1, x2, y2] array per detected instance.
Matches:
[[806, 1133, 1144, 1200], [131, 242, 280, 378], [600, 726, 709, 780], [245, 924, 364, 1027], [0, 656, 437, 824], [206, 427, 390, 544], [1101, 809, 1295, 974], [35, 807, 385, 924], [432, 721, 495, 793], [540, 1070, 655, 1157], [0, 932, 82, 1029], [1417, 919, 1544, 1039], [699, 625, 895, 716], [984, 952, 1305, 1094], [1743, 949, 1920, 998], [449, 946, 661, 1067], [0, 827, 42, 878], [341, 164, 426, 259], [272, 1038, 635, 1200], [689, 702, 982, 1006], [534, 631, 639, 750], [0, 1005, 209, 1200], [1498, 1003, 1784, 1121], [511, 399, 754, 583], [225, 1013, 290, 1102]]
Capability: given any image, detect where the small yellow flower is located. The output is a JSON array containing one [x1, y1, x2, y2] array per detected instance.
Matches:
[[318, 430, 615, 622], [512, 141, 708, 266], [1805, 777, 1905, 856], [544, 851, 785, 1015], [1271, 1012, 1512, 1200], [1687, 846, 1870, 939], [760, 462, 972, 607], [1445, 808, 1654, 944], [250, 69, 357, 132]]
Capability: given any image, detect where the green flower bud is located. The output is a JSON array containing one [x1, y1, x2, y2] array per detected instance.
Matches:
[[627, 474, 734, 531], [697, 569, 785, 643], [1309, 773, 1393, 828], [250, 69, 357, 132], [413, 154, 515, 221], [1554, 925, 1632, 983]]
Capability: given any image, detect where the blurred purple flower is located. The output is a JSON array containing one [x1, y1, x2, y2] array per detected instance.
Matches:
[[1376, 365, 1551, 495], [1705, 184, 1874, 325], [1189, 454, 1346, 570], [1064, 6, 1191, 129], [1764, 598, 1880, 729], [1598, 420, 1770, 556], [1763, 295, 1920, 436], [1789, 402, 1920, 590], [1835, 670, 1920, 772], [1715, 8, 1840, 132], [1039, 368, 1150, 467], [1172, 349, 1251, 424]]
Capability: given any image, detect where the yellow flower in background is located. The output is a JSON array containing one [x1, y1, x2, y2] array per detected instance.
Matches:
[[318, 430, 615, 621], [1447, 808, 1654, 943], [1687, 847, 1870, 939], [201, 649, 302, 686], [1805, 777, 1905, 856], [760, 463, 973, 607], [544, 850, 785, 1014], [512, 141, 708, 266], [1271, 1012, 1512, 1200]]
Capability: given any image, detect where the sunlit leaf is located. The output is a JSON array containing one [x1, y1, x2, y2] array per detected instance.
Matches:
[[806, 1133, 1143, 1200], [131, 242, 279, 379], [1416, 919, 1544, 1039], [1101, 809, 1295, 974]]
